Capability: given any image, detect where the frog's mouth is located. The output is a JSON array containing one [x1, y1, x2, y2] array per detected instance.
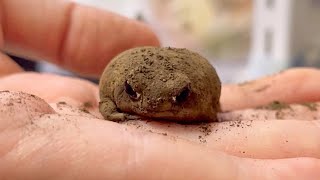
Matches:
[[139, 101, 182, 114], [132, 107, 185, 120]]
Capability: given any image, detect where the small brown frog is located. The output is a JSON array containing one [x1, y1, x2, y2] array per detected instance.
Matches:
[[99, 47, 221, 122]]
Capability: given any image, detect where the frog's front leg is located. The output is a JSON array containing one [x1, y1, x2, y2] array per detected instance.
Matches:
[[99, 98, 141, 122]]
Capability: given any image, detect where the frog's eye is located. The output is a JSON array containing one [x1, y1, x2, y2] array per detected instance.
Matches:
[[124, 81, 140, 100], [173, 85, 190, 104]]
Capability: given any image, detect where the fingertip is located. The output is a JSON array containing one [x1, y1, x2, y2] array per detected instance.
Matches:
[[0, 91, 55, 130], [135, 21, 161, 47], [0, 90, 55, 114], [221, 68, 320, 111]]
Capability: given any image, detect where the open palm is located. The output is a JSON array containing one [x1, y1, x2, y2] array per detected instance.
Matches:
[[0, 0, 319, 179]]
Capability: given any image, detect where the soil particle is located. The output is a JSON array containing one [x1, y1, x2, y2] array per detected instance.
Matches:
[[199, 123, 212, 136], [228, 120, 253, 129], [300, 102, 318, 111], [57, 101, 67, 105], [259, 101, 291, 111], [254, 84, 270, 92]]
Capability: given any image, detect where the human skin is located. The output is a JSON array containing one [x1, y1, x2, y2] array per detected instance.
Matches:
[[0, 0, 320, 179]]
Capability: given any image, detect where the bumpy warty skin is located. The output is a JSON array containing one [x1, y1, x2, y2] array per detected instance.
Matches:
[[99, 47, 221, 122]]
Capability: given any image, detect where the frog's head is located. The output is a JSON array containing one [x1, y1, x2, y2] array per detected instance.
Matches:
[[109, 46, 221, 122], [114, 71, 202, 120]]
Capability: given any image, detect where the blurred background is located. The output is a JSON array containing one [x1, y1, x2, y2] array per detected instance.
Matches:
[[10, 0, 320, 84]]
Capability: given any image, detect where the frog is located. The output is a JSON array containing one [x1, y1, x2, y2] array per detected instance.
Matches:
[[99, 46, 221, 122]]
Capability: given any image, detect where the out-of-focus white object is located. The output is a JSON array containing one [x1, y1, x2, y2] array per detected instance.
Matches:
[[238, 0, 320, 82], [144, 0, 252, 61], [71, 0, 144, 18]]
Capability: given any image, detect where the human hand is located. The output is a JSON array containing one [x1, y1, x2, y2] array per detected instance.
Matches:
[[1, 0, 320, 179], [2, 69, 320, 180]]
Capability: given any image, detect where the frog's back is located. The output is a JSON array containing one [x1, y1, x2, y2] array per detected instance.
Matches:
[[99, 47, 220, 109]]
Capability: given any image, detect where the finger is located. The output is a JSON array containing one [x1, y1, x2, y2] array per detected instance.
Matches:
[[219, 102, 320, 121], [33, 95, 320, 160], [0, 72, 99, 104], [49, 100, 102, 119], [0, 52, 23, 77], [0, 91, 54, 132], [123, 117, 320, 159], [1, 91, 320, 180], [242, 158, 320, 180], [4, 120, 320, 180], [1, 0, 160, 77], [221, 68, 320, 111], [210, 119, 320, 159], [43, 93, 320, 160]]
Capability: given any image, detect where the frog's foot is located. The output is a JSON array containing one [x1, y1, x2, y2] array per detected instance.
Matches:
[[99, 99, 144, 122], [106, 112, 143, 122]]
